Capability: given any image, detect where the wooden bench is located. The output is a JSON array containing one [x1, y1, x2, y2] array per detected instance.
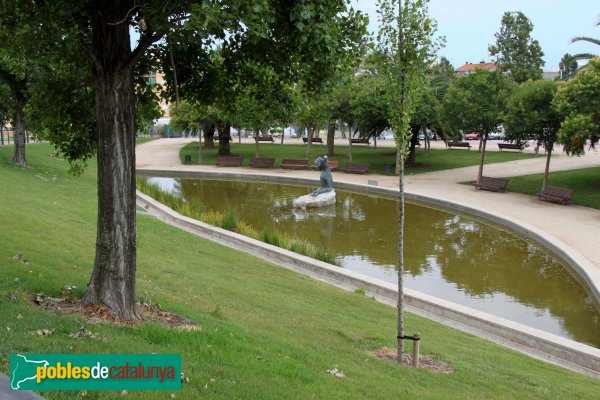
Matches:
[[474, 176, 509, 192], [302, 137, 323, 143], [498, 142, 524, 151], [256, 136, 274, 142], [249, 157, 275, 168], [350, 138, 370, 145], [447, 141, 471, 149], [310, 160, 338, 171], [280, 159, 308, 170], [215, 155, 243, 167], [537, 186, 575, 205], [343, 162, 370, 174]]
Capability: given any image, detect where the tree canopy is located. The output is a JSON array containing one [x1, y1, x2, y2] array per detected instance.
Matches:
[[488, 11, 544, 83], [440, 68, 513, 181], [5, 0, 369, 320], [504, 79, 563, 188], [553, 57, 600, 155]]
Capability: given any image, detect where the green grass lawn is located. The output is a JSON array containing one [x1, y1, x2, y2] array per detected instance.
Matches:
[[135, 136, 158, 145], [2, 144, 599, 399], [179, 141, 535, 175], [503, 167, 600, 209]]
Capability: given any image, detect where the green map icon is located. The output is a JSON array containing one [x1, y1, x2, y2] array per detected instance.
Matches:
[[10, 354, 49, 390]]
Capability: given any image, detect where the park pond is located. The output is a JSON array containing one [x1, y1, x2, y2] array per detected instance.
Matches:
[[145, 176, 600, 348]]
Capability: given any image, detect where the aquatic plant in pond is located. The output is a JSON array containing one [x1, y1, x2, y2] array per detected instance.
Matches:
[[136, 179, 339, 266]]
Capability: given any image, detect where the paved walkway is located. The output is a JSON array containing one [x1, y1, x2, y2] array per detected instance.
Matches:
[[0, 374, 43, 400], [136, 138, 600, 294]]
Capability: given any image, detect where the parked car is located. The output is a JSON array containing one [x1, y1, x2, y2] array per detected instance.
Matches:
[[465, 133, 479, 140], [488, 131, 505, 140]]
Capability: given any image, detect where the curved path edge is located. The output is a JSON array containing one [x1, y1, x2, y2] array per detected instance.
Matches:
[[136, 180, 600, 379]]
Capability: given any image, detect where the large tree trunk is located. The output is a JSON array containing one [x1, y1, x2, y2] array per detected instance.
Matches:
[[81, 6, 138, 320], [203, 123, 215, 149], [11, 96, 27, 166], [326, 122, 335, 156], [218, 123, 231, 155]]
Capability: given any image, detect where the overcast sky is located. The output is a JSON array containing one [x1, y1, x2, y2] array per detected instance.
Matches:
[[353, 0, 599, 70]]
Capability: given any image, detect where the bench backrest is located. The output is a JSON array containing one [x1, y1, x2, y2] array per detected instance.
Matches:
[[543, 186, 575, 198], [281, 159, 307, 166], [345, 162, 370, 171], [216, 155, 243, 164]]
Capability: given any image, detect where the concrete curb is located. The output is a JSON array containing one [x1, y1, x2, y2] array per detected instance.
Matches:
[[136, 186, 600, 378]]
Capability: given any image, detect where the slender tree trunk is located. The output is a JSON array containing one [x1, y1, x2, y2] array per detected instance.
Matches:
[[168, 44, 180, 107], [11, 97, 27, 166], [543, 145, 553, 190], [254, 127, 260, 158], [477, 135, 488, 184], [397, 156, 406, 360], [305, 126, 314, 160], [348, 126, 353, 162], [374, 134, 377, 148], [198, 129, 203, 164], [81, 16, 138, 319], [1, 125, 4, 146], [327, 122, 335, 156]]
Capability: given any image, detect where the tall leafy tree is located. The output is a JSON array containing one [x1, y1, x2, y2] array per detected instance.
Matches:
[[377, 0, 439, 360], [0, 1, 36, 166], [440, 69, 513, 183], [504, 79, 563, 189], [11, 0, 367, 320], [488, 11, 544, 83], [553, 57, 600, 155]]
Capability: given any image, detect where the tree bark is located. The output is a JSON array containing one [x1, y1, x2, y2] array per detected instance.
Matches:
[[305, 126, 314, 160], [203, 123, 215, 149], [254, 127, 260, 158], [397, 157, 406, 359], [11, 96, 27, 166], [348, 125, 353, 162], [477, 135, 488, 184], [326, 122, 335, 156], [217, 123, 231, 155], [81, 5, 138, 320], [543, 145, 553, 190], [405, 126, 420, 167]]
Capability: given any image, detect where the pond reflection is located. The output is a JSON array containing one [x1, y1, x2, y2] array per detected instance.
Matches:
[[147, 177, 600, 347]]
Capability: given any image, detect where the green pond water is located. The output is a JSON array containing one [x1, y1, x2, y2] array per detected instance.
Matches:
[[147, 177, 600, 348]]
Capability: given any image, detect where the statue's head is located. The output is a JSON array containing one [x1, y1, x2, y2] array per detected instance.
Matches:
[[314, 155, 329, 170]]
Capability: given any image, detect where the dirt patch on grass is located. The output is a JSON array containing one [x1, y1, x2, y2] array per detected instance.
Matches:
[[370, 347, 453, 374], [31, 293, 199, 331]]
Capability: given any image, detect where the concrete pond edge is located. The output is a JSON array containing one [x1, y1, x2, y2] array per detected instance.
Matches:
[[136, 169, 600, 378]]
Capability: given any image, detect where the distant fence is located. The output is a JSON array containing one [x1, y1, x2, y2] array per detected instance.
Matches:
[[0, 129, 45, 146]]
